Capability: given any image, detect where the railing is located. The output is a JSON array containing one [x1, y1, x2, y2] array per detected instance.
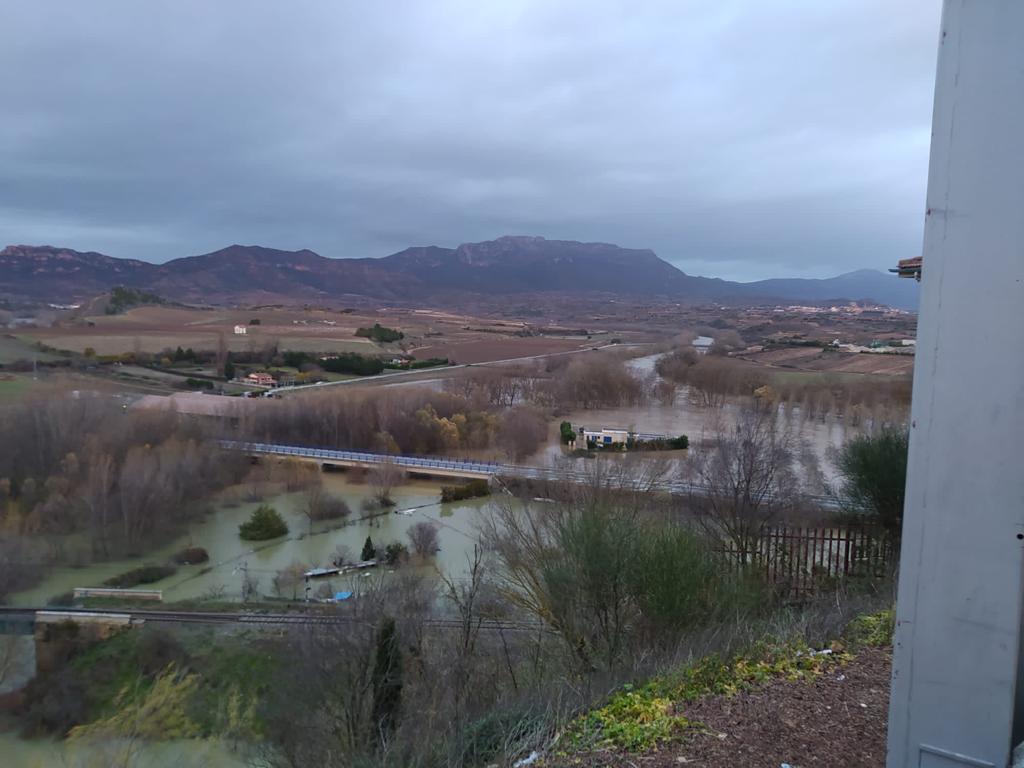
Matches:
[[218, 440, 839, 509], [718, 524, 894, 600]]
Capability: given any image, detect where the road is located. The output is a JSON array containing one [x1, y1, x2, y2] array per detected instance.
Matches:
[[272, 341, 641, 395], [222, 440, 839, 510]]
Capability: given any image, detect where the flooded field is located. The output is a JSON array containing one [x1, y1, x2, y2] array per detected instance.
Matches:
[[11, 474, 503, 607], [532, 351, 902, 484]]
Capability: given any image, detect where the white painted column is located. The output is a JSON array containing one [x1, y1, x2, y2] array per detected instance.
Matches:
[[887, 2, 1024, 767]]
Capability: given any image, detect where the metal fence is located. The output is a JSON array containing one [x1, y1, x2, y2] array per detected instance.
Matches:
[[718, 524, 894, 600]]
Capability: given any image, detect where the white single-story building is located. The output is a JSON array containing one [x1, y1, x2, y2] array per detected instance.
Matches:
[[233, 325, 247, 335], [579, 427, 630, 445], [576, 426, 668, 446]]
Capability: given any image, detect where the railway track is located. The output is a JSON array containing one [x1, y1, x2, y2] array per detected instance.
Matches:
[[0, 606, 546, 634]]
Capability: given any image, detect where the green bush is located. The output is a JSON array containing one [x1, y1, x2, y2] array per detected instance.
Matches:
[[836, 427, 909, 537], [382, 542, 409, 566], [440, 479, 491, 503], [239, 505, 289, 541], [355, 323, 404, 343], [105, 285, 165, 315], [629, 525, 762, 633], [103, 564, 178, 589], [560, 421, 575, 444]]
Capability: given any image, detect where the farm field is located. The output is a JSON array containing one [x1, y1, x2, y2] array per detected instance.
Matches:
[[0, 334, 64, 364], [16, 303, 631, 364], [0, 374, 35, 400], [410, 336, 591, 364]]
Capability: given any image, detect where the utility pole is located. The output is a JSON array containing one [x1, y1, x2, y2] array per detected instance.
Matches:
[[887, 2, 1024, 766]]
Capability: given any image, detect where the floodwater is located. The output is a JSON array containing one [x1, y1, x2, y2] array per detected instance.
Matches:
[[11, 475, 501, 607], [537, 351, 893, 484]]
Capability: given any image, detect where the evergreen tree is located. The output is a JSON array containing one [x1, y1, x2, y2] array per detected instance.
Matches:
[[361, 535, 376, 561]]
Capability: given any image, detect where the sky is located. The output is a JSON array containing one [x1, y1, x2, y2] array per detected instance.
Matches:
[[0, 1, 941, 281]]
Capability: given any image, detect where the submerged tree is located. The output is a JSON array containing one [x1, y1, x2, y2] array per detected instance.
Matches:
[[361, 536, 376, 562]]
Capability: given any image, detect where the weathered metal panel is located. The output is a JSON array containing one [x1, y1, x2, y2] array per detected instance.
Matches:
[[887, 1, 1024, 766]]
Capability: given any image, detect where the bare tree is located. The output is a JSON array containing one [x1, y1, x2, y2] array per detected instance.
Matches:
[[498, 406, 547, 462], [82, 449, 116, 557], [406, 521, 439, 557], [690, 402, 800, 558], [369, 461, 403, 508]]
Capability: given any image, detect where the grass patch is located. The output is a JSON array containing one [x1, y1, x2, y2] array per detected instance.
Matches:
[[103, 564, 177, 589], [0, 374, 36, 399], [561, 609, 893, 753]]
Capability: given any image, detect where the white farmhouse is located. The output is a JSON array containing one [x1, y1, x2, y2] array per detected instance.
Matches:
[[233, 325, 247, 335]]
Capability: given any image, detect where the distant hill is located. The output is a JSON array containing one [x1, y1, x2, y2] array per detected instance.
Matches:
[[739, 269, 919, 310], [0, 237, 918, 310]]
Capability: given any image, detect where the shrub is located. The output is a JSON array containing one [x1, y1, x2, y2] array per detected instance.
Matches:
[[836, 427, 909, 538], [103, 564, 177, 589], [382, 541, 409, 566], [560, 421, 575, 444], [355, 323, 404, 343], [172, 547, 209, 565], [238, 505, 289, 541], [440, 479, 491, 503]]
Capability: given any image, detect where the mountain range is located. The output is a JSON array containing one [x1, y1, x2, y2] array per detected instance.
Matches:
[[0, 236, 918, 310]]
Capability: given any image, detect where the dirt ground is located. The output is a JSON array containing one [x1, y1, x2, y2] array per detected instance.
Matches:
[[18, 304, 605, 363], [563, 647, 891, 768]]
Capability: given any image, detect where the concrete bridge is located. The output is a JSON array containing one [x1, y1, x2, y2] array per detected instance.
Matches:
[[221, 440, 838, 509]]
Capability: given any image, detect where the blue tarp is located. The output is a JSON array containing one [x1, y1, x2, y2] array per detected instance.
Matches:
[[334, 591, 353, 601]]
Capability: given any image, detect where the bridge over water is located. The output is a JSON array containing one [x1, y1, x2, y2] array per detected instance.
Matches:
[[221, 440, 837, 509]]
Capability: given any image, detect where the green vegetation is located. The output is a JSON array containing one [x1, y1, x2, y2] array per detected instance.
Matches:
[[361, 535, 376, 561], [626, 434, 689, 451], [105, 285, 165, 315], [21, 627, 270, 741], [836, 427, 909, 538], [0, 374, 35, 400], [282, 350, 385, 376], [385, 356, 449, 370], [356, 322, 404, 343], [440, 478, 491, 503], [103, 564, 177, 589], [564, 608, 894, 752], [238, 504, 289, 541], [560, 420, 575, 444], [183, 377, 214, 390], [382, 541, 409, 566]]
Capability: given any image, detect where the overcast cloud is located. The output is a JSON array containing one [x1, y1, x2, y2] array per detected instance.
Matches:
[[0, 1, 940, 281]]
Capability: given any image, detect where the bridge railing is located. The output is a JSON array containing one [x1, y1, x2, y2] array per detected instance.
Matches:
[[218, 440, 837, 509]]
